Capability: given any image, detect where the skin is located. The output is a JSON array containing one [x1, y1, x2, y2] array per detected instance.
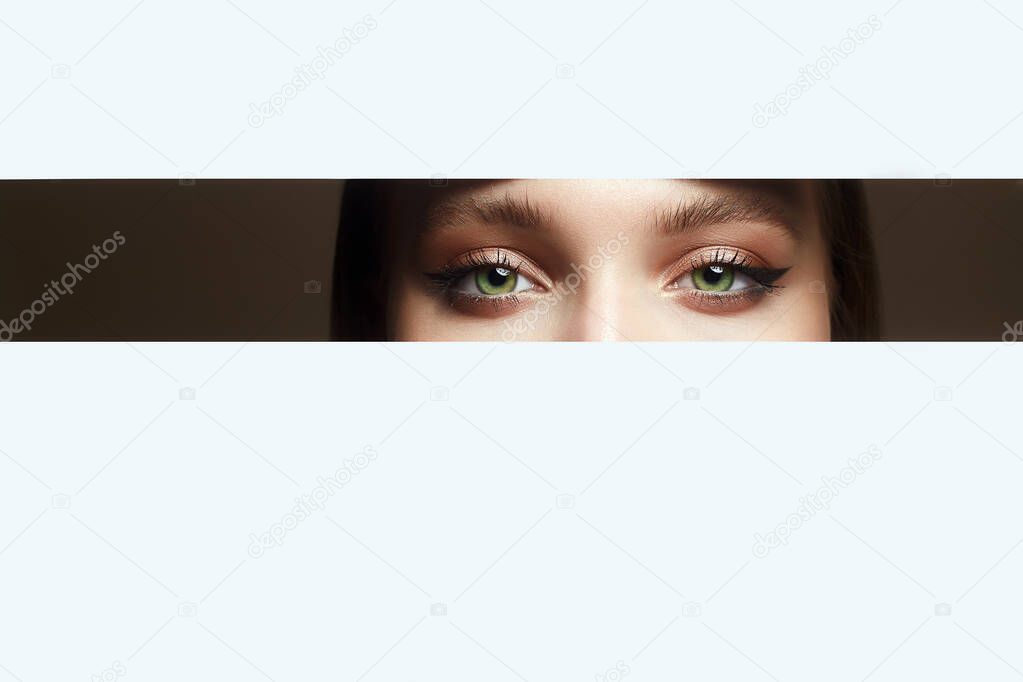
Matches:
[[385, 180, 832, 341]]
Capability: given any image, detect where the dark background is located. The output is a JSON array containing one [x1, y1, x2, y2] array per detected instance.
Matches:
[[1, 180, 1020, 340]]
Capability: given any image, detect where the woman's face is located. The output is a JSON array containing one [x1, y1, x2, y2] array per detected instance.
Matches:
[[386, 180, 831, 341]]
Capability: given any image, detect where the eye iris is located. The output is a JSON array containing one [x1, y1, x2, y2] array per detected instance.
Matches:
[[475, 266, 517, 295], [693, 264, 734, 292]]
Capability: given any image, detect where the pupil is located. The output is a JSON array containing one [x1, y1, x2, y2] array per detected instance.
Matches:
[[488, 267, 510, 286], [704, 265, 725, 284]]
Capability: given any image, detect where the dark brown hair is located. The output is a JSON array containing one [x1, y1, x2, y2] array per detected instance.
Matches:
[[333, 180, 880, 340], [817, 180, 880, 340]]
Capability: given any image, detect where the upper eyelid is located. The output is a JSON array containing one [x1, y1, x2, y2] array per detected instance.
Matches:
[[687, 248, 754, 271], [666, 246, 763, 280], [664, 245, 789, 289], [445, 248, 551, 285], [446, 247, 522, 269]]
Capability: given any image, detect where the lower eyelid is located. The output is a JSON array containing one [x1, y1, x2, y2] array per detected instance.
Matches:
[[444, 292, 537, 317], [666, 284, 780, 312]]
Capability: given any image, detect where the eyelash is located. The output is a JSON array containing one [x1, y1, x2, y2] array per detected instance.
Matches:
[[424, 246, 791, 311], [680, 247, 789, 294], [424, 248, 528, 303]]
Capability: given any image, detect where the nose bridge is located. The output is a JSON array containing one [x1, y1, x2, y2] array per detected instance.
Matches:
[[560, 253, 632, 341]]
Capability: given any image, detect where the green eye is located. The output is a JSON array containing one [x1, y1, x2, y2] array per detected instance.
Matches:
[[475, 266, 517, 295], [692, 264, 734, 292]]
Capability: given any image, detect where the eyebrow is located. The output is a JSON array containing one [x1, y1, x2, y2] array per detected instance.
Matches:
[[423, 193, 556, 233], [654, 190, 801, 239], [421, 184, 803, 238]]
